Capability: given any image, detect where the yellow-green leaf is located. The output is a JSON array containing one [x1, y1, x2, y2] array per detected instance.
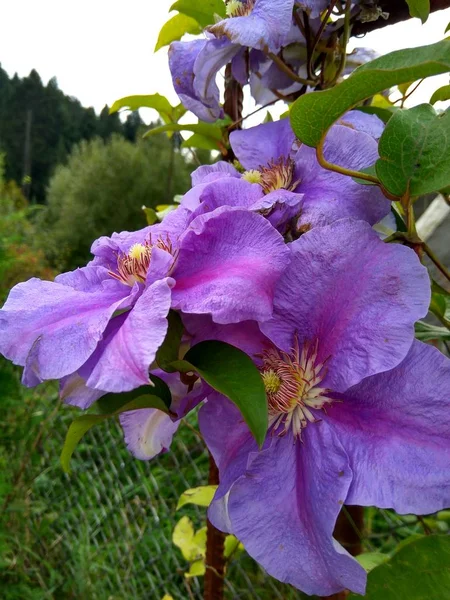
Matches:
[[170, 0, 225, 28], [185, 559, 206, 578], [430, 84, 450, 104], [155, 13, 202, 52], [177, 485, 218, 510], [109, 94, 173, 122]]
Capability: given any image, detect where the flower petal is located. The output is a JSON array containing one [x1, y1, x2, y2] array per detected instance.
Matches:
[[211, 0, 295, 52], [79, 278, 174, 392], [261, 218, 430, 392], [221, 404, 366, 596], [339, 110, 385, 140], [0, 277, 129, 385], [120, 408, 180, 460], [230, 119, 295, 170], [191, 161, 240, 187], [329, 340, 450, 514], [171, 207, 290, 324], [294, 124, 391, 228], [169, 39, 224, 122]]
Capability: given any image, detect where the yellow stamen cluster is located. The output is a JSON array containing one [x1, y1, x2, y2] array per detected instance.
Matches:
[[242, 169, 263, 184], [225, 0, 254, 17]]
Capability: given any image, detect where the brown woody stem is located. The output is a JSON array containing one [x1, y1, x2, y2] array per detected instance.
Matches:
[[204, 454, 226, 600]]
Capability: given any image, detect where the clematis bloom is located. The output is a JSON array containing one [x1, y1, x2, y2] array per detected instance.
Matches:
[[0, 207, 289, 394], [194, 219, 446, 596]]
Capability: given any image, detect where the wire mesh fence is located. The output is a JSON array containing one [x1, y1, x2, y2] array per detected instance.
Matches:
[[1, 360, 448, 600]]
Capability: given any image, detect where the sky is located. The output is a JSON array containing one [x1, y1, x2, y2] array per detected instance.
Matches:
[[1, 0, 449, 124]]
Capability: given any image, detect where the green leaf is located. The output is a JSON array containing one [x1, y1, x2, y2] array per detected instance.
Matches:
[[290, 40, 450, 148], [406, 0, 430, 23], [430, 280, 450, 328], [96, 377, 172, 414], [376, 104, 450, 197], [170, 0, 225, 28], [348, 535, 450, 600], [356, 552, 390, 572], [446, 21, 450, 34], [415, 320, 450, 341], [60, 393, 168, 473], [156, 310, 184, 372], [177, 485, 218, 510], [177, 341, 268, 447], [430, 84, 450, 104], [144, 122, 223, 141], [181, 133, 221, 151], [142, 206, 158, 225], [109, 94, 173, 122], [155, 13, 202, 52]]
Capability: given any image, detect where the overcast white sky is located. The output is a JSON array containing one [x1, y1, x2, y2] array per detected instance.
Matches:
[[1, 1, 449, 123]]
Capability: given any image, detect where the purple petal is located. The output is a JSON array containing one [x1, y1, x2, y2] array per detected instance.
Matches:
[[329, 340, 450, 514], [60, 374, 106, 409], [231, 47, 249, 84], [191, 161, 240, 187], [252, 189, 303, 232], [230, 119, 295, 170], [79, 278, 174, 392], [261, 219, 430, 392], [297, 0, 329, 18], [183, 313, 268, 357], [169, 39, 224, 122], [0, 277, 130, 385], [294, 124, 391, 228], [193, 177, 264, 217], [225, 412, 366, 595], [171, 207, 290, 324], [339, 110, 385, 140], [120, 408, 180, 460], [193, 38, 240, 121], [199, 393, 259, 532], [211, 0, 295, 52]]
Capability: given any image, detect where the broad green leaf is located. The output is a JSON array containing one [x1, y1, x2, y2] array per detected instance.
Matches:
[[60, 394, 168, 473], [155, 13, 201, 52], [348, 535, 450, 600], [415, 320, 450, 341], [156, 310, 184, 372], [181, 133, 221, 151], [170, 0, 225, 28], [177, 485, 218, 510], [430, 84, 450, 104], [376, 104, 450, 197], [109, 94, 173, 121], [356, 552, 389, 572], [177, 340, 268, 447], [144, 122, 223, 141], [406, 0, 430, 23], [290, 40, 450, 148]]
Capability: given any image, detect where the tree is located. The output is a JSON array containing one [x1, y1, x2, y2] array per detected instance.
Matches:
[[39, 134, 198, 271]]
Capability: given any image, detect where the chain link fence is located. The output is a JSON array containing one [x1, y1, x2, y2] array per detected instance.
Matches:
[[1, 362, 446, 600]]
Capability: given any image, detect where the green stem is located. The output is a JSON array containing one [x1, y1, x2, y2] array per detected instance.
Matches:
[[316, 137, 380, 184]]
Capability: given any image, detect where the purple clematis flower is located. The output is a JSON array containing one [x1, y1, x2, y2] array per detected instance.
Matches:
[[0, 206, 289, 393], [192, 219, 441, 596], [185, 114, 389, 231], [169, 0, 296, 122]]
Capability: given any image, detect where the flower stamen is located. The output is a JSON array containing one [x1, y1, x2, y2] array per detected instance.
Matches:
[[260, 338, 332, 439], [109, 237, 173, 287]]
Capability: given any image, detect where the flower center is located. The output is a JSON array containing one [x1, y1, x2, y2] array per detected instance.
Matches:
[[225, 0, 254, 17], [243, 158, 298, 194], [109, 238, 172, 287], [260, 339, 332, 438]]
